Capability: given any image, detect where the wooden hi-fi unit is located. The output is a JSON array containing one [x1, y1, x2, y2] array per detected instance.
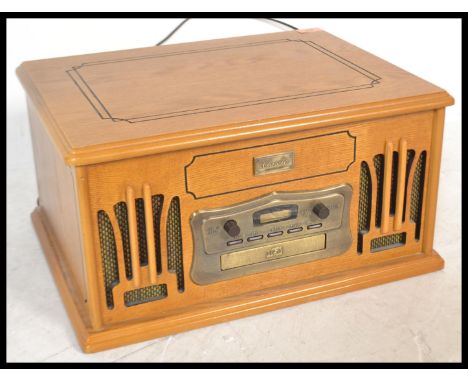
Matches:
[[17, 29, 454, 353]]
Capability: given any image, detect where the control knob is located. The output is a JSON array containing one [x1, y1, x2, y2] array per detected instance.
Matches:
[[223, 220, 241, 237], [313, 202, 330, 219]]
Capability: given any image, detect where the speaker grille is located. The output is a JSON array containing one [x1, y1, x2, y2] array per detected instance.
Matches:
[[167, 196, 185, 292], [98, 189, 181, 309], [124, 284, 168, 307], [357, 161, 372, 253], [152, 195, 164, 274], [97, 210, 119, 309], [373, 154, 385, 227], [114, 202, 132, 280], [360, 145, 424, 255], [410, 151, 427, 240], [371, 232, 406, 253]]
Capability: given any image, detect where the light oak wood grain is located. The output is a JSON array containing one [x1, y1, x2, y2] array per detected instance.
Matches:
[[19, 30, 453, 352], [394, 139, 407, 230], [17, 30, 453, 166]]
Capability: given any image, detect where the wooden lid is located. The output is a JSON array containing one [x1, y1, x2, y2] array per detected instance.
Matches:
[[17, 29, 453, 166]]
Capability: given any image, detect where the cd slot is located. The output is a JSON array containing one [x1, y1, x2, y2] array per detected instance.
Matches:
[[221, 234, 326, 270]]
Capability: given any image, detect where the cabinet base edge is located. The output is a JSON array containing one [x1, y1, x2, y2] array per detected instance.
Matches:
[[31, 207, 444, 354]]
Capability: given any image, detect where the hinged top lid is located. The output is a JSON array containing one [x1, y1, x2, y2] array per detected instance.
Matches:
[[17, 29, 453, 166]]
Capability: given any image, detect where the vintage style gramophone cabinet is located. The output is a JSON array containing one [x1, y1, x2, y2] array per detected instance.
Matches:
[[17, 29, 454, 352]]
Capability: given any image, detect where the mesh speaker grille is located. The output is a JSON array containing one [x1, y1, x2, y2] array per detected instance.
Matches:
[[373, 154, 385, 227], [167, 196, 185, 292], [370, 232, 406, 253], [97, 210, 119, 309], [390, 151, 399, 215], [410, 151, 427, 240], [135, 198, 148, 266], [402, 150, 416, 222], [124, 284, 168, 307], [357, 161, 372, 253], [114, 202, 132, 280], [152, 195, 164, 274]]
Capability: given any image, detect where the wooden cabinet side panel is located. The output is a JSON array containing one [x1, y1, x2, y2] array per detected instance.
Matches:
[[27, 97, 87, 301]]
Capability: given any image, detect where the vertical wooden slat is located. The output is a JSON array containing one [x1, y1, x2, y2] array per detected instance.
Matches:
[[144, 184, 157, 284], [423, 109, 445, 254], [381, 141, 393, 233], [394, 139, 407, 230], [126, 186, 140, 287]]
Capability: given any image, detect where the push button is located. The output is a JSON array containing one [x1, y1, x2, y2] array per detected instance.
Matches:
[[307, 223, 322, 230], [247, 235, 263, 242], [287, 227, 303, 234], [227, 239, 243, 246], [267, 231, 283, 238]]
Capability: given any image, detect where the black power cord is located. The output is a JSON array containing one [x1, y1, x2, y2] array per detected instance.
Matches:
[[156, 18, 298, 46], [156, 18, 191, 46], [263, 18, 298, 31]]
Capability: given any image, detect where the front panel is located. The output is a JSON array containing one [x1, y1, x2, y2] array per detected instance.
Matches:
[[87, 111, 433, 325], [191, 184, 352, 284]]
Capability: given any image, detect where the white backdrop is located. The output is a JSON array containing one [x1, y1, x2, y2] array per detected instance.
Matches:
[[6, 18, 461, 363]]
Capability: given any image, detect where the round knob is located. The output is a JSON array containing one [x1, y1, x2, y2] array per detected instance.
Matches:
[[313, 202, 330, 219], [223, 220, 241, 237]]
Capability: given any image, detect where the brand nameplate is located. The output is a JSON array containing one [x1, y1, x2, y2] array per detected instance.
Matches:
[[254, 152, 295, 176]]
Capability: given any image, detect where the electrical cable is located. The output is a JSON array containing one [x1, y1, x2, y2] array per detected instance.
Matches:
[[263, 18, 298, 31], [156, 18, 298, 46], [156, 18, 190, 46]]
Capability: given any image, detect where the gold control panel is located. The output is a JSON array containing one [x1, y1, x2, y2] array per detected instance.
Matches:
[[190, 184, 352, 284]]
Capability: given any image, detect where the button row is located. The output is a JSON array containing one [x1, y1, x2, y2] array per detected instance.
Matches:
[[226, 223, 323, 246]]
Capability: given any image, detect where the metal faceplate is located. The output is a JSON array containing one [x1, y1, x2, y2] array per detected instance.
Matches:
[[190, 184, 352, 285]]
